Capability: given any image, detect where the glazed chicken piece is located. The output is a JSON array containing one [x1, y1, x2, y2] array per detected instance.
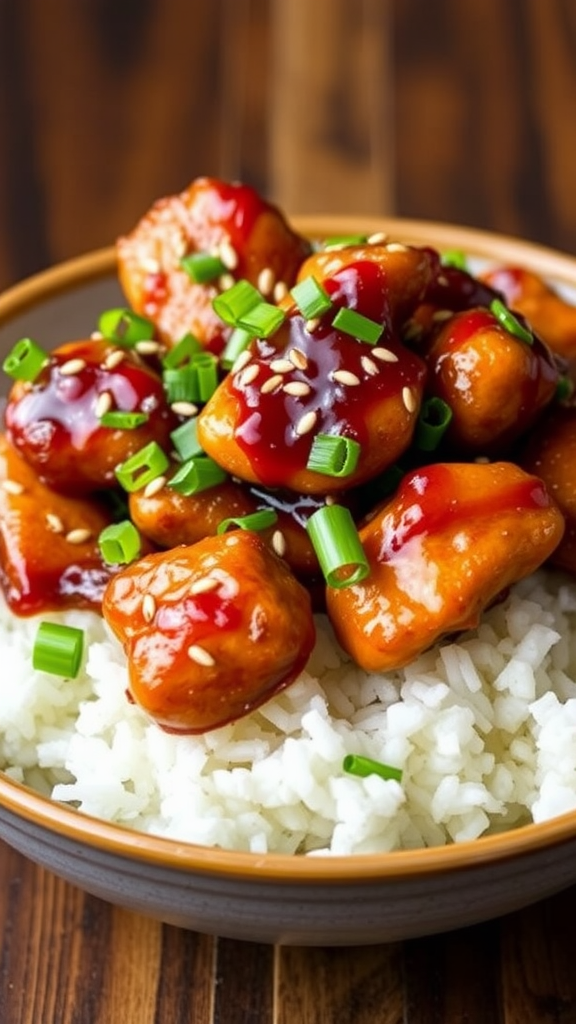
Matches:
[[0, 433, 121, 615], [521, 405, 576, 574], [5, 338, 177, 493], [198, 256, 428, 493], [422, 307, 559, 454], [482, 266, 576, 360], [117, 176, 311, 353], [102, 530, 316, 733], [326, 461, 565, 673]]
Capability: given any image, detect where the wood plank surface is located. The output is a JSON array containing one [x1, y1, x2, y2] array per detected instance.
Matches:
[[2, 1, 576, 1022]]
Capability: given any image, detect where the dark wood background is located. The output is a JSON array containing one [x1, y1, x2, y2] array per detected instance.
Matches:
[[2, 1, 576, 1021]]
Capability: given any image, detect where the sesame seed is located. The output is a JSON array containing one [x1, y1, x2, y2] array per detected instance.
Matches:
[[271, 530, 287, 557], [437, 274, 450, 287], [231, 350, 252, 374], [190, 576, 219, 595], [273, 281, 289, 302], [218, 273, 236, 292], [236, 363, 260, 387], [142, 594, 156, 622], [170, 400, 198, 417], [141, 257, 161, 274], [46, 513, 64, 533], [385, 242, 409, 253], [403, 322, 423, 343], [143, 475, 166, 498], [325, 494, 336, 505], [90, 330, 103, 340], [360, 354, 379, 376], [367, 231, 388, 245], [372, 347, 399, 363], [257, 267, 276, 296], [135, 340, 164, 356], [260, 373, 284, 394], [59, 358, 86, 376], [283, 381, 311, 397], [431, 309, 454, 323], [332, 369, 361, 386], [402, 386, 417, 413], [288, 348, 308, 371], [305, 317, 320, 333], [295, 410, 318, 436], [1, 479, 24, 495], [66, 528, 92, 544], [187, 644, 216, 667], [270, 358, 293, 374], [95, 391, 113, 418], [103, 349, 126, 370], [219, 240, 239, 271]]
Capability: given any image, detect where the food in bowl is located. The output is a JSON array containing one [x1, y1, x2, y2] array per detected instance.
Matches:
[[1, 178, 576, 857]]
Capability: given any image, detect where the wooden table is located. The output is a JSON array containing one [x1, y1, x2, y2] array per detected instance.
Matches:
[[1, 1, 576, 1020]]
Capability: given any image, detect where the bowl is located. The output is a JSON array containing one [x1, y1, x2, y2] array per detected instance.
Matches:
[[2, 218, 576, 947]]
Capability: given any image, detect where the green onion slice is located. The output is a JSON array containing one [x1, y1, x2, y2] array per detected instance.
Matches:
[[180, 252, 226, 283], [170, 418, 203, 461], [217, 509, 278, 534], [213, 280, 262, 326], [98, 520, 141, 564], [441, 249, 468, 270], [322, 234, 368, 248], [556, 375, 574, 401], [98, 308, 155, 346], [115, 441, 169, 492], [237, 302, 285, 338], [220, 328, 253, 370], [290, 277, 333, 319], [32, 622, 84, 678], [162, 332, 203, 369], [490, 298, 533, 344], [306, 434, 361, 477], [168, 456, 227, 496], [3, 337, 48, 382], [163, 353, 218, 404], [332, 307, 384, 345], [343, 754, 403, 783], [306, 504, 369, 588], [414, 397, 453, 451], [99, 410, 149, 429]]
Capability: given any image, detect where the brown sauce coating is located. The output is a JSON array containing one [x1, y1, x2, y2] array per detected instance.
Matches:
[[520, 405, 576, 573]]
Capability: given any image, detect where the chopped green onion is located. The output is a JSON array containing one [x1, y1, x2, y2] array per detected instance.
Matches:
[[98, 520, 141, 564], [306, 433, 361, 477], [163, 353, 218, 404], [220, 328, 253, 370], [213, 280, 261, 326], [290, 277, 333, 319], [32, 622, 84, 678], [217, 509, 278, 534], [180, 252, 226, 283], [414, 397, 453, 451], [170, 418, 203, 461], [99, 410, 149, 429], [168, 456, 227, 495], [343, 754, 403, 783], [237, 302, 285, 338], [162, 332, 203, 369], [441, 249, 468, 270], [322, 234, 368, 248], [332, 307, 384, 345], [2, 337, 48, 382], [115, 441, 169, 492], [490, 298, 533, 345], [306, 504, 369, 588], [556, 375, 574, 401], [193, 352, 219, 401], [98, 308, 155, 346]]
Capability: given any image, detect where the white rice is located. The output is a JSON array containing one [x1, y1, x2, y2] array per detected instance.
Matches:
[[2, 570, 576, 855]]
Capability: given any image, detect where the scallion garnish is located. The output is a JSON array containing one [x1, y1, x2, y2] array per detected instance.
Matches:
[[414, 397, 453, 451], [162, 332, 202, 369], [237, 302, 285, 338], [323, 234, 368, 248], [168, 456, 227, 495], [290, 277, 333, 320], [98, 520, 141, 564], [212, 280, 261, 326], [556, 375, 574, 401], [306, 504, 369, 588], [441, 249, 468, 270], [99, 410, 149, 429], [217, 509, 278, 534], [490, 298, 533, 345], [170, 418, 203, 461], [115, 441, 169, 492], [163, 352, 219, 404], [180, 252, 226, 283], [193, 352, 219, 401], [2, 337, 48, 382], [332, 307, 384, 345], [220, 328, 253, 370], [306, 433, 361, 477], [343, 754, 403, 783], [32, 622, 84, 678], [98, 308, 155, 347]]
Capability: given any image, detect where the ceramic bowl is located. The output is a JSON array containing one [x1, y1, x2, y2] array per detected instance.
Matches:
[[1, 219, 576, 947]]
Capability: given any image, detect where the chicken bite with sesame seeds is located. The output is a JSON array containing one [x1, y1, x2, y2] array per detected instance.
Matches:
[[102, 529, 316, 733]]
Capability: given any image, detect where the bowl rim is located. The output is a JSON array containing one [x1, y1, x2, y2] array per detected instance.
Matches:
[[2, 215, 576, 884]]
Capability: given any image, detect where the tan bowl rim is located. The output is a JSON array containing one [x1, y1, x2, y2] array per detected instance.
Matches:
[[2, 216, 576, 884]]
